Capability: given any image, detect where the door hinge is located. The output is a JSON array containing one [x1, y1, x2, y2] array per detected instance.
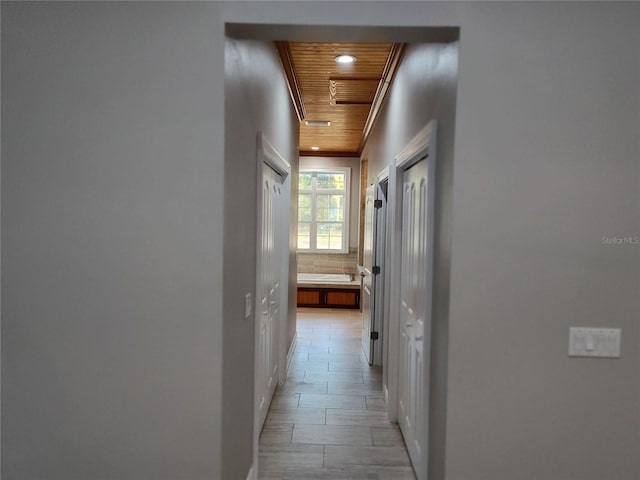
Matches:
[[370, 331, 379, 340], [372, 266, 381, 275], [374, 199, 383, 209]]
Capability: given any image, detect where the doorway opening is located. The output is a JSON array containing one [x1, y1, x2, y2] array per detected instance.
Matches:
[[224, 23, 459, 480]]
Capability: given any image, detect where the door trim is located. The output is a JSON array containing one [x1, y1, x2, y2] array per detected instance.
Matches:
[[253, 132, 291, 479], [395, 123, 436, 170], [377, 166, 390, 184], [372, 180, 388, 366], [376, 168, 391, 396], [258, 132, 291, 179], [387, 121, 437, 479]]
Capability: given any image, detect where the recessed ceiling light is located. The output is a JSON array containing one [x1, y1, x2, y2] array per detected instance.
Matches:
[[335, 54, 357, 64], [310, 146, 320, 151], [305, 120, 331, 127]]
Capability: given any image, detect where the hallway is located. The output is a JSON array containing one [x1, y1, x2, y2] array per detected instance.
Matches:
[[258, 309, 415, 479]]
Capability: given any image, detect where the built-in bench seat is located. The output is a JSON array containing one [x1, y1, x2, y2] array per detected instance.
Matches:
[[296, 273, 361, 309]]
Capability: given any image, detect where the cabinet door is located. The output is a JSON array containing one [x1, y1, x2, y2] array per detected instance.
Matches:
[[297, 289, 321, 306], [326, 290, 358, 307]]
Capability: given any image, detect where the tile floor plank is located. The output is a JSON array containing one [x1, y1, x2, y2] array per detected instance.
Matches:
[[292, 424, 373, 446], [299, 393, 367, 409], [276, 381, 329, 395], [259, 444, 324, 474], [328, 382, 384, 396], [365, 396, 387, 411], [259, 424, 294, 445], [282, 466, 416, 479], [324, 445, 412, 468], [371, 425, 406, 447], [266, 407, 327, 426], [325, 408, 391, 427], [303, 370, 364, 384]]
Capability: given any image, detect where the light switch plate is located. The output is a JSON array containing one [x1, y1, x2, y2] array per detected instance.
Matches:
[[245, 293, 252, 319], [568, 327, 621, 358]]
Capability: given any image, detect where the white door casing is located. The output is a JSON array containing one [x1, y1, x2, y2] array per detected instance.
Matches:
[[373, 180, 388, 367], [393, 121, 437, 480], [377, 167, 393, 400], [362, 182, 388, 367], [254, 133, 290, 477], [361, 185, 376, 364]]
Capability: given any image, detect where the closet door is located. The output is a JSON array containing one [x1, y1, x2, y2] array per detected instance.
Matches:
[[257, 164, 284, 429], [398, 156, 430, 479]]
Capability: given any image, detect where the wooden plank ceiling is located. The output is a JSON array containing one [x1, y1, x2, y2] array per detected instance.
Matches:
[[278, 42, 403, 156]]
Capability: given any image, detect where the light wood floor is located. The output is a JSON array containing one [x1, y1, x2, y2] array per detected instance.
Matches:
[[258, 308, 416, 479]]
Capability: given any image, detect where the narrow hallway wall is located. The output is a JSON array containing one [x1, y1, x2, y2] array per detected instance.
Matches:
[[362, 40, 459, 480], [223, 37, 299, 480]]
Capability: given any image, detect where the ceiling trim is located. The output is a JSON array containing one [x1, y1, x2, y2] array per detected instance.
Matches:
[[275, 41, 306, 121], [358, 43, 406, 153], [300, 151, 360, 158]]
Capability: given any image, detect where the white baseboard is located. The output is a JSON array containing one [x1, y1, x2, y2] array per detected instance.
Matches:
[[246, 465, 255, 480], [286, 332, 298, 373]]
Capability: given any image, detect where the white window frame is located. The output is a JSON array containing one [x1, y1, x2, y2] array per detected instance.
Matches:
[[297, 167, 350, 254]]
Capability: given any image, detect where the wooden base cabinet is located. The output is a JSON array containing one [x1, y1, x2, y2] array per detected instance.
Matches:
[[297, 287, 360, 309]]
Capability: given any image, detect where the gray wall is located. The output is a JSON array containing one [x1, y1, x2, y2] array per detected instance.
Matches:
[[2, 2, 639, 480], [362, 40, 459, 480], [445, 5, 640, 479], [223, 37, 299, 480], [2, 2, 223, 479]]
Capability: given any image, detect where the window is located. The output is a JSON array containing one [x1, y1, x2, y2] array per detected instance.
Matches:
[[298, 168, 350, 253]]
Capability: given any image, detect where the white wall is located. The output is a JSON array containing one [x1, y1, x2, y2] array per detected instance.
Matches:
[[2, 2, 223, 478], [299, 156, 360, 251], [223, 37, 299, 480], [2, 2, 639, 480]]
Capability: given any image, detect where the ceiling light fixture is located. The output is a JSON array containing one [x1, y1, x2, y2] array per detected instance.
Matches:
[[305, 120, 331, 127], [310, 146, 320, 151], [335, 54, 357, 64]]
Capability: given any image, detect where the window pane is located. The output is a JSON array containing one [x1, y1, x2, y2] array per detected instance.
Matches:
[[316, 223, 343, 250], [299, 173, 312, 190], [317, 173, 345, 190], [297, 222, 310, 249], [316, 194, 344, 221], [329, 235, 343, 250], [298, 194, 312, 221]]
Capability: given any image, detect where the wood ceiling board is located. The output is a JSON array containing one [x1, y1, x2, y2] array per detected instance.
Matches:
[[300, 103, 370, 152], [330, 79, 379, 104], [289, 42, 393, 153]]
